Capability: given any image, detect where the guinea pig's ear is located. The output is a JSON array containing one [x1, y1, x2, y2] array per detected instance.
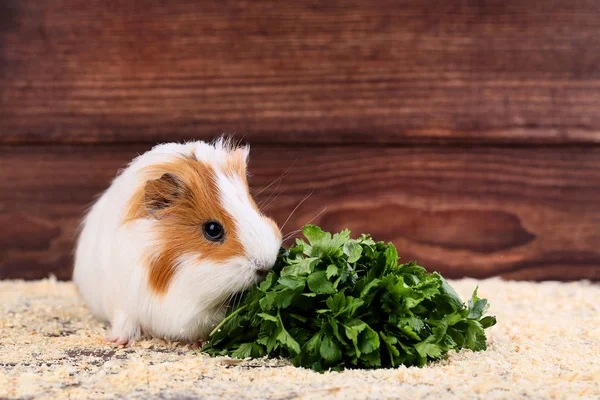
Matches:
[[144, 173, 185, 217], [228, 145, 250, 177]]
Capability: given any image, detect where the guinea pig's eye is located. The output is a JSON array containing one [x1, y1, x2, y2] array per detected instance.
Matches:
[[202, 221, 224, 242]]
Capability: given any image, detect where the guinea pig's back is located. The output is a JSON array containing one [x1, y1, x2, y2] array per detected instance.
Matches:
[[73, 169, 144, 322], [73, 187, 118, 321]]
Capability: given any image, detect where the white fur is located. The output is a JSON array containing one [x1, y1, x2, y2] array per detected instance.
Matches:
[[73, 140, 282, 343]]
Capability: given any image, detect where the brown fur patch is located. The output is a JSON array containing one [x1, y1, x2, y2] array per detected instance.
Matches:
[[223, 147, 248, 180], [266, 218, 282, 242], [222, 146, 262, 213], [124, 154, 246, 295]]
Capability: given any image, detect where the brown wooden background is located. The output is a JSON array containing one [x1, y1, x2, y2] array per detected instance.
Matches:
[[1, 0, 599, 281]]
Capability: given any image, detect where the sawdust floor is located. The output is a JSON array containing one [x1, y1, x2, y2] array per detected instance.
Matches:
[[1, 278, 599, 399]]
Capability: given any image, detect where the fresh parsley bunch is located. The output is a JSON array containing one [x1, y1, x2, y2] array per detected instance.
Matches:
[[202, 225, 496, 372]]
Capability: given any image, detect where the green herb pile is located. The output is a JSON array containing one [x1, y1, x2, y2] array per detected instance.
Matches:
[[202, 225, 496, 372]]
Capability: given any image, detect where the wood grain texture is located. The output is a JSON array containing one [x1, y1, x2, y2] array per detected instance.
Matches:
[[2, 144, 599, 281], [2, 0, 600, 145]]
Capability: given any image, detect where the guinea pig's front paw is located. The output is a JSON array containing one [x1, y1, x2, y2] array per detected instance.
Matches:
[[104, 335, 136, 346], [105, 310, 141, 346]]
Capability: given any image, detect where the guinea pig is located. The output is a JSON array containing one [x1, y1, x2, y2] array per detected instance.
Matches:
[[73, 138, 282, 345]]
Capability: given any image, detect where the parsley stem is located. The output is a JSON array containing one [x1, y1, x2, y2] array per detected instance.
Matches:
[[209, 305, 248, 337]]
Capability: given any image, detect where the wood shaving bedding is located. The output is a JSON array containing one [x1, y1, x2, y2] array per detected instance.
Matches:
[[0, 278, 598, 399]]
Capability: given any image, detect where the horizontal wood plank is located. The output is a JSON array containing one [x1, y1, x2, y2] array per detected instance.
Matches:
[[2, 1, 600, 144], [1, 144, 599, 281]]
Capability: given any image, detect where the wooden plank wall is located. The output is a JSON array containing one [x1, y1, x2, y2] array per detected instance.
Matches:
[[1, 0, 599, 281]]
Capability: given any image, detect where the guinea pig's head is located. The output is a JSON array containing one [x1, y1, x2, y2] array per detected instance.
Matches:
[[125, 139, 282, 302]]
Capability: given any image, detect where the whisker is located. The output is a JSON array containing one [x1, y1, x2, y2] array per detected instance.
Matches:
[[280, 190, 314, 231], [255, 174, 286, 204], [283, 235, 301, 245], [302, 207, 327, 227], [224, 292, 235, 310], [215, 292, 234, 317], [232, 291, 243, 311], [282, 229, 301, 241], [257, 177, 284, 209], [253, 160, 296, 197], [282, 207, 327, 243], [261, 188, 285, 212]]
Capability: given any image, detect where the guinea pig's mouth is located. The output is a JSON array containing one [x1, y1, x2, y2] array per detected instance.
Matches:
[[251, 259, 277, 283], [255, 269, 269, 280]]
